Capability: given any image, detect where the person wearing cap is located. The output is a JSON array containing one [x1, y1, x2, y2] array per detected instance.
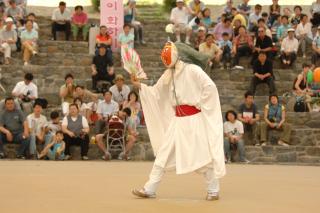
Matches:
[[280, 28, 298, 66], [0, 17, 17, 65], [170, 0, 193, 44], [295, 14, 313, 58], [124, 0, 146, 45], [311, 26, 320, 67], [91, 44, 116, 91], [51, 1, 71, 40], [193, 26, 206, 50], [131, 41, 225, 200], [5, 0, 24, 21], [109, 74, 131, 107]]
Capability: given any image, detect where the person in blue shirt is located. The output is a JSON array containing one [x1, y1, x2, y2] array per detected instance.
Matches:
[[277, 15, 291, 43], [218, 32, 233, 69]]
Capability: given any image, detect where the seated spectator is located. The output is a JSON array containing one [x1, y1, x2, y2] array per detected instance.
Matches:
[[199, 34, 222, 68], [96, 107, 136, 160], [291, 5, 303, 27], [71, 5, 89, 41], [170, 0, 192, 44], [223, 110, 248, 163], [26, 13, 39, 31], [238, 91, 260, 144], [260, 94, 291, 146], [51, 1, 71, 40], [188, 0, 205, 18], [62, 104, 90, 160], [109, 74, 131, 107], [193, 26, 206, 50], [261, 12, 269, 27], [296, 14, 313, 58], [250, 51, 276, 95], [73, 85, 98, 123], [27, 102, 47, 157], [248, 4, 262, 33], [21, 19, 38, 66], [257, 18, 272, 38], [188, 15, 203, 33], [232, 19, 242, 37], [231, 7, 246, 27], [12, 73, 38, 114], [123, 91, 141, 131], [73, 98, 88, 118], [0, 97, 29, 159], [310, 0, 320, 17], [276, 15, 291, 44], [94, 91, 119, 135], [118, 23, 134, 49], [124, 0, 145, 45], [268, 0, 281, 26], [201, 8, 212, 28], [311, 26, 320, 68], [44, 111, 61, 146], [271, 14, 281, 41], [218, 32, 233, 69], [91, 45, 115, 91], [293, 63, 312, 112], [38, 130, 65, 160], [0, 17, 17, 65], [0, 2, 5, 20], [280, 28, 298, 66], [213, 17, 233, 42], [232, 25, 253, 69], [15, 0, 27, 17], [251, 27, 273, 64], [237, 0, 251, 19], [95, 25, 113, 66], [59, 73, 76, 116], [223, 0, 233, 18], [16, 19, 24, 52], [5, 0, 23, 21]]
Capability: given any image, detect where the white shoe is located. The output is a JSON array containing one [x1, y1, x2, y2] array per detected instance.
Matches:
[[232, 65, 244, 70], [32, 51, 38, 55], [206, 192, 219, 201], [278, 140, 289, 147], [132, 188, 156, 198], [185, 40, 191, 45], [24, 62, 29, 66]]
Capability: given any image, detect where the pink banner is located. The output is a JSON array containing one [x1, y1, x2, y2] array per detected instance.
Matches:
[[100, 0, 124, 51]]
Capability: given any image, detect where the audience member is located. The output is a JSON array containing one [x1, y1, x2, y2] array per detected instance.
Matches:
[[218, 32, 233, 69], [51, 1, 71, 40], [0, 17, 17, 65], [291, 5, 303, 27], [21, 19, 38, 66], [12, 73, 38, 114], [248, 4, 262, 33], [260, 94, 291, 146], [27, 13, 39, 31], [199, 34, 222, 68], [237, 0, 251, 18], [238, 91, 260, 144], [251, 27, 273, 63], [38, 130, 65, 160], [27, 102, 47, 157], [71, 5, 89, 41], [295, 14, 313, 58], [91, 45, 115, 91], [59, 73, 76, 116], [118, 23, 134, 49], [193, 26, 206, 50], [5, 0, 23, 21], [293, 63, 312, 112], [0, 97, 29, 159], [62, 104, 90, 160], [188, 0, 205, 18], [123, 91, 141, 131], [280, 28, 298, 66], [94, 91, 119, 135], [269, 0, 281, 26], [277, 15, 291, 44], [232, 25, 253, 69], [231, 7, 246, 27], [44, 111, 61, 146], [250, 52, 276, 95], [201, 8, 212, 28], [124, 0, 145, 45], [223, 110, 249, 163], [109, 74, 131, 107], [213, 17, 233, 41], [170, 0, 192, 44], [311, 26, 320, 68]]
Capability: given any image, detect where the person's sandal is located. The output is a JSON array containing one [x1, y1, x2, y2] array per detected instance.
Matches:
[[132, 188, 156, 198], [206, 192, 219, 201]]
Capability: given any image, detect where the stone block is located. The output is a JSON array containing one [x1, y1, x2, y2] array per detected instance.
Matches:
[[276, 152, 297, 162], [306, 147, 320, 156], [261, 146, 275, 156], [47, 46, 59, 53]]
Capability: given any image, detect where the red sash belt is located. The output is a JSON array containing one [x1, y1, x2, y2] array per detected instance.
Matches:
[[175, 105, 201, 117]]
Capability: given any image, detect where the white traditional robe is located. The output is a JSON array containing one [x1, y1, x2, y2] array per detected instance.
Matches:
[[140, 60, 226, 178]]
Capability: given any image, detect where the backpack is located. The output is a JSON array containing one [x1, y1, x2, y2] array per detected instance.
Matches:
[[294, 97, 308, 112]]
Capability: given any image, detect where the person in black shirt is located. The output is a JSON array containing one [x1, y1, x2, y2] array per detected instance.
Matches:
[[251, 27, 273, 64], [91, 45, 115, 91], [250, 51, 276, 95], [238, 91, 260, 144]]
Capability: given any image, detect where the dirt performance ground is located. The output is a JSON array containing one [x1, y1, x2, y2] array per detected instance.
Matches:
[[0, 161, 319, 213]]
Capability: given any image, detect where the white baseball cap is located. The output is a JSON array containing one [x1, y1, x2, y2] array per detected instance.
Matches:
[[5, 17, 14, 23], [287, 28, 295, 32], [176, 0, 184, 3], [198, 26, 206, 32]]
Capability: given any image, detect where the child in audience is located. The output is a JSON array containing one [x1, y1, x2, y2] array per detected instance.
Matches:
[[218, 32, 233, 69], [38, 131, 65, 160], [118, 23, 134, 49], [44, 111, 62, 146]]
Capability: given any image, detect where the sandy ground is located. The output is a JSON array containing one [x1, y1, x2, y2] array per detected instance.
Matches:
[[0, 161, 319, 213]]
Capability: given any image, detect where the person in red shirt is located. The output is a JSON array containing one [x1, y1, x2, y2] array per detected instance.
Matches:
[[95, 25, 114, 73], [71, 5, 90, 41]]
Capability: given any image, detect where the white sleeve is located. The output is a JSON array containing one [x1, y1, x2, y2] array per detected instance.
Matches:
[[238, 121, 244, 134], [223, 122, 228, 134], [82, 116, 89, 128], [32, 84, 38, 98], [97, 102, 102, 114], [62, 116, 68, 126], [26, 115, 32, 128], [52, 10, 57, 21], [113, 102, 119, 114], [12, 82, 21, 95]]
